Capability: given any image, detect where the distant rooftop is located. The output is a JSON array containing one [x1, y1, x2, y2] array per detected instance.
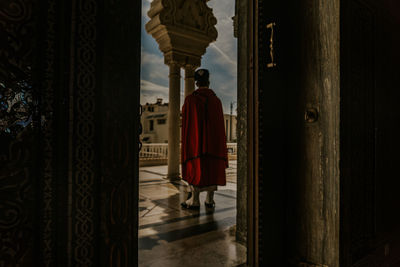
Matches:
[[145, 98, 168, 106]]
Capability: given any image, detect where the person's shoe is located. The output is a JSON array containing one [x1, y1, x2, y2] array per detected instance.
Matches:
[[204, 201, 215, 209], [181, 202, 200, 210]]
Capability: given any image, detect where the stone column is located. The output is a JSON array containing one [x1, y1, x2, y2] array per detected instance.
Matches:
[[184, 65, 196, 98], [167, 63, 181, 180], [146, 0, 218, 181]]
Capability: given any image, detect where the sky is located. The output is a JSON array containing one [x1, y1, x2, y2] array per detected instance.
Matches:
[[140, 0, 237, 115]]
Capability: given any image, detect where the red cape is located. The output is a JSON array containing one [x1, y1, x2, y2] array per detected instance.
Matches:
[[181, 88, 228, 186]]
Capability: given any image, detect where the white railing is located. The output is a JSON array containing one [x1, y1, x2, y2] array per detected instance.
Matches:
[[139, 143, 168, 160], [139, 143, 237, 160]]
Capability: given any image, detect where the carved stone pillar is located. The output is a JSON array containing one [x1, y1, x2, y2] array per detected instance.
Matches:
[[167, 63, 181, 180], [184, 65, 196, 98]]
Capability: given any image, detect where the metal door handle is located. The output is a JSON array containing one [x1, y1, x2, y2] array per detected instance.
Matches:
[[266, 22, 276, 68]]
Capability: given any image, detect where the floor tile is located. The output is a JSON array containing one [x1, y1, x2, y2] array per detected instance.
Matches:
[[139, 160, 246, 266]]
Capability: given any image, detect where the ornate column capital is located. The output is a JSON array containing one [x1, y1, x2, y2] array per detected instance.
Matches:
[[164, 53, 201, 68], [146, 0, 218, 66]]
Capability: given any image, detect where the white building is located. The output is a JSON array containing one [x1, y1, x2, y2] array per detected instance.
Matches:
[[141, 98, 169, 143], [140, 99, 237, 143]]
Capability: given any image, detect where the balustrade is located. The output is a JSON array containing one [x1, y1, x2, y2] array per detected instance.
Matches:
[[139, 143, 237, 163]]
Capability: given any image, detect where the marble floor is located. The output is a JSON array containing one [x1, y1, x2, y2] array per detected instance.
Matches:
[[139, 161, 246, 267]]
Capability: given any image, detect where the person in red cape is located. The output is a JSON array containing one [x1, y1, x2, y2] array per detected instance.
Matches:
[[181, 68, 228, 209]]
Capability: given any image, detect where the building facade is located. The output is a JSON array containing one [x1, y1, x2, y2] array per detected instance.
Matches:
[[141, 98, 169, 143], [140, 99, 237, 143]]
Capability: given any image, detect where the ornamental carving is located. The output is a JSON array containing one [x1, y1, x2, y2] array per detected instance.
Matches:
[[146, 0, 217, 66], [72, 0, 97, 265], [0, 0, 38, 138], [174, 0, 217, 38], [0, 0, 38, 266]]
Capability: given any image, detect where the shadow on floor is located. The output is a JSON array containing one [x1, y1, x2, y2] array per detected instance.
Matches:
[[138, 164, 246, 267]]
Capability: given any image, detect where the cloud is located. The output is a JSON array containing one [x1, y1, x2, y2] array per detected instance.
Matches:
[[208, 0, 237, 60], [210, 43, 237, 68], [141, 50, 169, 86], [141, 80, 168, 94], [140, 0, 237, 115], [204, 0, 237, 114], [140, 80, 169, 105], [140, 79, 186, 109]]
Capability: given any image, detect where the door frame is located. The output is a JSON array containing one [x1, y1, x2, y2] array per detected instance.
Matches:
[[135, 0, 258, 266]]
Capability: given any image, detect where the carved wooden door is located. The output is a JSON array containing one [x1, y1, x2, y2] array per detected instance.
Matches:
[[0, 1, 41, 265], [257, 0, 341, 266], [1, 0, 141, 266]]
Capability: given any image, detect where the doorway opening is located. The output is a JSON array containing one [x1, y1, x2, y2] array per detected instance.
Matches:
[[137, 0, 247, 266]]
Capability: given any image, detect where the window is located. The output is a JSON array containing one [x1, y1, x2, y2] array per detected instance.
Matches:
[[157, 119, 166, 125], [149, 120, 154, 131]]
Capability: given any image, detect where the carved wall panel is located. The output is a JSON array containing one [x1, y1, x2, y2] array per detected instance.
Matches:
[[50, 0, 139, 265], [0, 0, 37, 135], [0, 0, 39, 266], [0, 134, 37, 266], [99, 0, 140, 265], [71, 0, 97, 265], [1, 0, 141, 266]]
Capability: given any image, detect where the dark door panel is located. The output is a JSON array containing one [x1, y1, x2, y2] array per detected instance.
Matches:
[[0, 0, 141, 266], [257, 0, 302, 265], [340, 0, 400, 266]]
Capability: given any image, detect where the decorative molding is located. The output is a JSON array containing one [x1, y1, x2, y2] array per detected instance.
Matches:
[[174, 0, 217, 38], [72, 0, 97, 265], [41, 0, 56, 265]]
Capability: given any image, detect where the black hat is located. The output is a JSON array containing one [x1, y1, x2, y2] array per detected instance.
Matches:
[[194, 69, 209, 82]]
